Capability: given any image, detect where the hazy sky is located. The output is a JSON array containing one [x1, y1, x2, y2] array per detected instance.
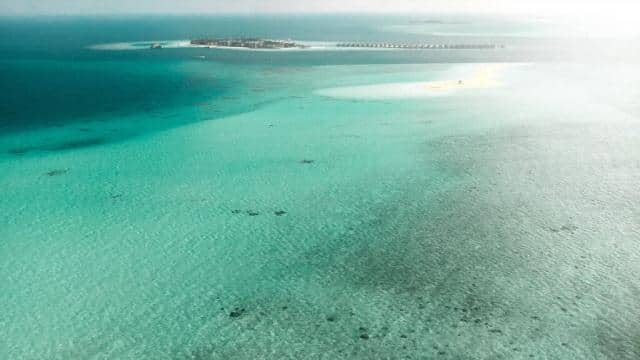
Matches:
[[2, 0, 639, 17]]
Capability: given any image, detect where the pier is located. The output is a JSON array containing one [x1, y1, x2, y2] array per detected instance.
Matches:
[[335, 43, 504, 50]]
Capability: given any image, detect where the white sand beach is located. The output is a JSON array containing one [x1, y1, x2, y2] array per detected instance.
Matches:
[[316, 63, 511, 99]]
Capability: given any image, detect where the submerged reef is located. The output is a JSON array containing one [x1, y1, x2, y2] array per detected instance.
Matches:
[[229, 307, 246, 318], [49, 138, 105, 151], [8, 137, 106, 156], [231, 209, 287, 216], [44, 169, 69, 177], [8, 147, 33, 155]]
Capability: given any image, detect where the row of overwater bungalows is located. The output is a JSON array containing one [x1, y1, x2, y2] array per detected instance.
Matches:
[[335, 43, 503, 49]]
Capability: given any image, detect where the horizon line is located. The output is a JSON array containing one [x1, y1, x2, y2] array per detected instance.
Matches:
[[0, 11, 562, 18]]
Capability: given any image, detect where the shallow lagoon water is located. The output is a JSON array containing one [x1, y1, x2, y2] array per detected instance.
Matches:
[[1, 16, 640, 359]]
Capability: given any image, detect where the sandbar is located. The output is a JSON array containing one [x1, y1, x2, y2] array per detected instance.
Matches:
[[316, 63, 512, 99]]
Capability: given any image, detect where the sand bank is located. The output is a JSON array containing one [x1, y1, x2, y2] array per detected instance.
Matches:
[[316, 63, 512, 99], [88, 40, 192, 51]]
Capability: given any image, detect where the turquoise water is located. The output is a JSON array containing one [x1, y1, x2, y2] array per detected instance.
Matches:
[[1, 16, 640, 359]]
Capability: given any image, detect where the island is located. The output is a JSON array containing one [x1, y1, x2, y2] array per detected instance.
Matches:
[[190, 38, 308, 50]]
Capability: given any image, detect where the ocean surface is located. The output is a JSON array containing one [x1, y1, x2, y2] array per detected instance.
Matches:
[[1, 15, 639, 359]]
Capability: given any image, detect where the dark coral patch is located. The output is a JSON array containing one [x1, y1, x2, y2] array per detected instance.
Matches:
[[47, 137, 105, 151], [45, 169, 69, 177], [229, 307, 246, 318], [8, 147, 33, 155]]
